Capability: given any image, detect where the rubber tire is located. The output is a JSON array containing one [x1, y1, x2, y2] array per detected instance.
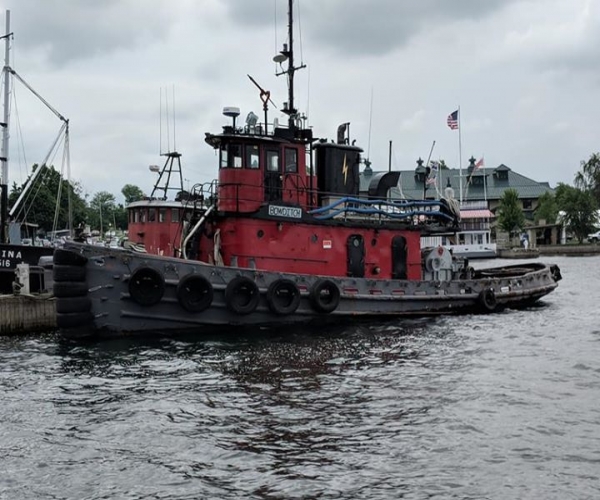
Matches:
[[266, 279, 301, 315], [53, 248, 88, 266], [128, 267, 165, 307], [53, 264, 86, 282], [56, 296, 92, 314], [176, 274, 214, 313], [478, 287, 497, 312], [309, 279, 340, 314], [225, 276, 260, 315], [53, 281, 89, 298], [57, 311, 94, 329]]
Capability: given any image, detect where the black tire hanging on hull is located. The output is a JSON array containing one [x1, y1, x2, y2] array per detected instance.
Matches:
[[53, 281, 89, 298], [266, 279, 301, 315], [128, 267, 165, 307], [309, 279, 340, 313], [56, 311, 94, 329], [478, 287, 497, 312], [56, 296, 92, 314], [176, 274, 214, 313], [225, 276, 260, 315], [53, 248, 88, 266], [53, 264, 87, 282]]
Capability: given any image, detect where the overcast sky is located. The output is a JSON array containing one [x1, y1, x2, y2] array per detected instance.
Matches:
[[1, 0, 598, 203]]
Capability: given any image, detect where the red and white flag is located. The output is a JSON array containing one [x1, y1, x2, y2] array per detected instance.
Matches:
[[474, 157, 484, 169]]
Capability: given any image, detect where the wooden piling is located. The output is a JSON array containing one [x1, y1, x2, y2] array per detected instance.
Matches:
[[0, 293, 56, 335]]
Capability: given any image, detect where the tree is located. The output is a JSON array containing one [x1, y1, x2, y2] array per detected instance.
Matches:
[[534, 192, 558, 225], [555, 183, 598, 243], [574, 153, 600, 205], [8, 164, 88, 234], [122, 184, 146, 205], [88, 191, 116, 235], [496, 188, 525, 236]]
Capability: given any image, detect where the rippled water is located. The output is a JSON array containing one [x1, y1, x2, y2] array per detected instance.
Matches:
[[1, 255, 599, 499]]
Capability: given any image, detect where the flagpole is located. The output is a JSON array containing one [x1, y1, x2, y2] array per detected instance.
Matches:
[[483, 156, 487, 207], [458, 105, 463, 206]]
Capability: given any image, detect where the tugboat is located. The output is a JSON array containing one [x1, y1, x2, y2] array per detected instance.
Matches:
[[53, 1, 561, 336]]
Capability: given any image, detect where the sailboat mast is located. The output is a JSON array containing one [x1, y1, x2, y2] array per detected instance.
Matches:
[[1, 10, 9, 186], [0, 10, 11, 243]]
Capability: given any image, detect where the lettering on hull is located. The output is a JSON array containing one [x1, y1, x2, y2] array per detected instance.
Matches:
[[268, 205, 302, 219]]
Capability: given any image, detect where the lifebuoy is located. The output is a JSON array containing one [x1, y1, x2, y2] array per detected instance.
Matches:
[[266, 279, 301, 315], [225, 276, 260, 315], [478, 287, 497, 312], [128, 267, 165, 307], [176, 274, 213, 313], [309, 279, 340, 313]]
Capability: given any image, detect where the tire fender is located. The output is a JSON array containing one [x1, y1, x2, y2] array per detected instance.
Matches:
[[309, 279, 340, 313], [266, 279, 301, 315]]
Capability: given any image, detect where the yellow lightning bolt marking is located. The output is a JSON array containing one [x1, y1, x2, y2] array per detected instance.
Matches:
[[342, 155, 348, 185]]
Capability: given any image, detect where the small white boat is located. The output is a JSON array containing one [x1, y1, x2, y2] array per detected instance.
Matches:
[[422, 206, 496, 259]]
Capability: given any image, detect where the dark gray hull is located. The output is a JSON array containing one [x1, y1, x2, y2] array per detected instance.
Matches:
[[52, 243, 561, 337]]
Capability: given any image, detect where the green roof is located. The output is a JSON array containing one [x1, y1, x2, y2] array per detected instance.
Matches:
[[360, 163, 554, 201]]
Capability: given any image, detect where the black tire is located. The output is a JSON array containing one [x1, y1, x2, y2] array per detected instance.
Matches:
[[128, 267, 165, 307], [266, 279, 301, 315], [57, 311, 94, 329], [478, 287, 497, 312], [53, 281, 89, 298], [309, 279, 340, 313], [53, 248, 88, 266], [225, 276, 260, 315], [53, 264, 87, 282], [56, 296, 92, 314], [176, 274, 214, 313]]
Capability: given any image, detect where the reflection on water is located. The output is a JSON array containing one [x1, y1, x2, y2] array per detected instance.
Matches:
[[1, 256, 600, 499]]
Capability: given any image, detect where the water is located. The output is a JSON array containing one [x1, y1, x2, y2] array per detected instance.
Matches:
[[1, 256, 599, 500]]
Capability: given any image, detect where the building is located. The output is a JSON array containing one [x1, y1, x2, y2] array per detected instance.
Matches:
[[360, 157, 554, 221]]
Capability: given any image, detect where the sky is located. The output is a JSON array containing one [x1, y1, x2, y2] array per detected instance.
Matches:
[[0, 0, 598, 204]]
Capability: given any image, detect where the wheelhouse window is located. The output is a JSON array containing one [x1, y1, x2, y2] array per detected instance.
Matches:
[[159, 208, 167, 222], [220, 143, 243, 168], [171, 208, 180, 223], [247, 144, 260, 169], [140, 209, 147, 223], [266, 150, 280, 172], [149, 208, 156, 222], [285, 148, 297, 173]]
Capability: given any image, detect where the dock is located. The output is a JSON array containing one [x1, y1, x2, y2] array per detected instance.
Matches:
[[0, 293, 56, 335]]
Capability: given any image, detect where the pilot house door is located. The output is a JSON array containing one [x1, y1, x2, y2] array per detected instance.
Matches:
[[265, 149, 282, 202], [347, 235, 365, 277]]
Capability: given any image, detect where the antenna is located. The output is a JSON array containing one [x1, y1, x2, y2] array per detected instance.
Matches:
[[172, 85, 176, 152]]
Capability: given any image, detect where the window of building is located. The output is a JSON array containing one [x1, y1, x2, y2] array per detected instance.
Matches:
[[523, 199, 532, 209], [247, 145, 260, 169], [285, 148, 297, 173], [266, 150, 279, 172]]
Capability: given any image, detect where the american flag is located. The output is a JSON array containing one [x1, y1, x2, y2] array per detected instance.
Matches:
[[447, 110, 459, 130]]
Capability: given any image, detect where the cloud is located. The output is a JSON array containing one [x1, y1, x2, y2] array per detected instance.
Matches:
[[3, 0, 180, 67]]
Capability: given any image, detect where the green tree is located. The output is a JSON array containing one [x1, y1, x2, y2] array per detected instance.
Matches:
[[121, 184, 146, 204], [8, 164, 88, 234], [88, 191, 116, 235], [574, 152, 600, 204], [496, 188, 525, 236], [555, 183, 598, 243], [534, 192, 558, 225]]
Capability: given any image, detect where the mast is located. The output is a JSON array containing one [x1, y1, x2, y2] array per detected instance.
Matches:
[[0, 10, 11, 243], [276, 0, 305, 129]]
